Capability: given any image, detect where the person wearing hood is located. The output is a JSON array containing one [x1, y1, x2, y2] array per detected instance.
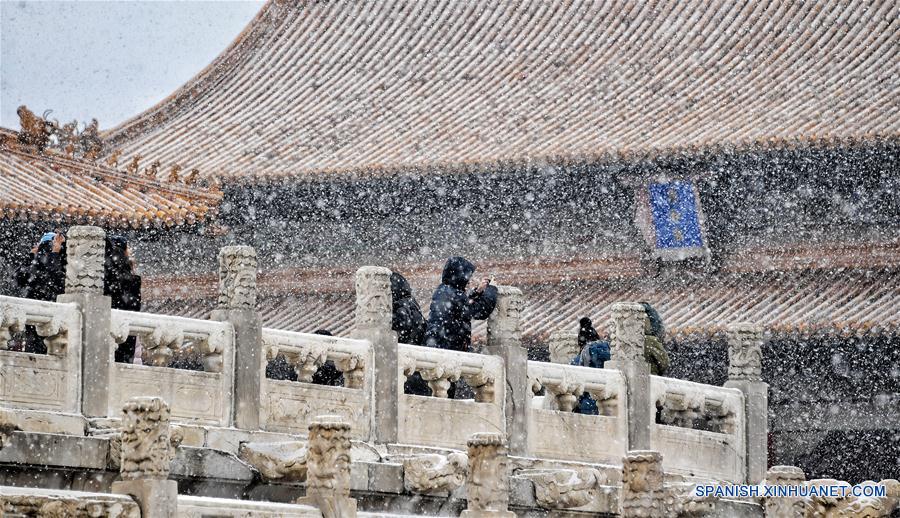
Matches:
[[105, 236, 142, 363], [15, 232, 67, 353], [641, 302, 670, 376], [424, 256, 498, 352], [571, 316, 611, 415], [391, 272, 426, 346]]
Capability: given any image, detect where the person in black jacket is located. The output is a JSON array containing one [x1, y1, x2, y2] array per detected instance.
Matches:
[[578, 317, 601, 349], [16, 232, 67, 353], [391, 272, 426, 346], [424, 256, 498, 352], [105, 236, 142, 363]]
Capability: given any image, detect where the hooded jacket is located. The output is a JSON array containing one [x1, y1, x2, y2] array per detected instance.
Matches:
[[424, 257, 498, 352], [23, 240, 66, 302], [391, 272, 426, 346]]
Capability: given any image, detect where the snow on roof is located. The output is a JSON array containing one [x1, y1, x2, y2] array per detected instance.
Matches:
[[0, 138, 221, 228], [103, 0, 900, 180]]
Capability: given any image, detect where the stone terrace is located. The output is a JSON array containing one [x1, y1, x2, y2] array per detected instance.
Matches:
[[0, 226, 896, 517]]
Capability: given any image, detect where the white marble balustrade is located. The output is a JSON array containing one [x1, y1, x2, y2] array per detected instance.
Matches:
[[108, 309, 235, 426], [0, 296, 82, 413], [526, 361, 628, 465], [260, 328, 372, 438], [398, 343, 505, 449], [650, 375, 746, 483]]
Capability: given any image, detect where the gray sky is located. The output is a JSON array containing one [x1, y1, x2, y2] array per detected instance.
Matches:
[[1, 0, 263, 130]]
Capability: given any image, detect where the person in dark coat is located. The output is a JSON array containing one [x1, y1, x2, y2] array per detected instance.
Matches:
[[641, 302, 670, 376], [424, 256, 498, 352], [389, 271, 431, 395], [24, 232, 67, 302], [578, 317, 601, 348], [391, 272, 426, 346], [310, 329, 345, 386], [571, 316, 612, 415], [15, 232, 67, 353], [105, 236, 142, 363]]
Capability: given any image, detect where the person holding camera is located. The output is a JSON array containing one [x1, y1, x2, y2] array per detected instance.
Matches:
[[424, 256, 498, 352]]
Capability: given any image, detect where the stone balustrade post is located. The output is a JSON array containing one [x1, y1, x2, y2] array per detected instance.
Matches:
[[765, 466, 806, 517], [209, 246, 261, 430], [296, 416, 357, 518], [111, 397, 179, 518], [605, 302, 652, 450], [724, 323, 768, 484], [547, 329, 580, 364], [485, 286, 527, 457], [58, 226, 112, 418], [620, 450, 666, 517], [461, 433, 515, 517], [352, 266, 397, 444]]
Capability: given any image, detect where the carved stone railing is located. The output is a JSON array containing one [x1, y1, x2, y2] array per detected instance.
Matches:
[[108, 310, 235, 426], [0, 296, 81, 412], [650, 376, 746, 483], [526, 361, 628, 464], [0, 296, 82, 413], [398, 343, 505, 449], [259, 328, 371, 438]]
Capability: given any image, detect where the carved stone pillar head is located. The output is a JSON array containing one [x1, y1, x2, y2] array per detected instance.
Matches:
[[354, 266, 392, 332], [65, 226, 106, 294], [621, 450, 666, 518], [120, 397, 174, 480], [726, 323, 764, 382], [486, 286, 524, 349], [300, 416, 357, 518], [609, 302, 648, 364], [306, 416, 352, 497], [465, 433, 513, 514], [217, 246, 257, 310], [765, 466, 806, 518], [548, 329, 580, 364]]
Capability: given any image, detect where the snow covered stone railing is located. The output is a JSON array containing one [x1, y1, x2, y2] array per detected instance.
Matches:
[[0, 296, 82, 413], [260, 328, 371, 438], [107, 310, 234, 426], [398, 344, 505, 449], [650, 375, 746, 483], [526, 361, 627, 464]]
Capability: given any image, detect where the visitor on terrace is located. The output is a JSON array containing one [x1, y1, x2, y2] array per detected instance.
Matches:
[[389, 271, 432, 396], [421, 257, 497, 398], [105, 236, 143, 363], [12, 231, 67, 353]]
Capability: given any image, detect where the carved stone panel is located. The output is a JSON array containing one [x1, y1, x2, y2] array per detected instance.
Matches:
[[726, 323, 763, 382], [65, 226, 106, 294], [120, 397, 175, 480], [402, 452, 468, 494], [608, 302, 647, 364], [354, 266, 392, 332], [217, 246, 258, 310], [621, 450, 666, 518]]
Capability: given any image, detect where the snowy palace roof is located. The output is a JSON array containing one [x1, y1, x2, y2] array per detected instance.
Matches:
[[103, 0, 899, 180], [0, 133, 221, 228]]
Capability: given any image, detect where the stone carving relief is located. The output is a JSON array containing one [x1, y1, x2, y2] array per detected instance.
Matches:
[[419, 358, 462, 398], [805, 478, 900, 518], [217, 246, 257, 310], [548, 329, 580, 364], [0, 304, 26, 348], [608, 302, 647, 364], [34, 316, 68, 356], [766, 465, 807, 518], [486, 286, 524, 347], [402, 452, 468, 494], [519, 468, 604, 510], [65, 226, 106, 294], [620, 450, 666, 518], [238, 441, 309, 482], [119, 397, 178, 480], [354, 266, 392, 332], [0, 494, 139, 518], [462, 433, 515, 517], [726, 323, 764, 381], [334, 354, 365, 389], [297, 416, 356, 518]]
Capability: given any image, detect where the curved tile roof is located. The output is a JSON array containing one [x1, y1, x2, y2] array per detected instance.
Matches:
[[104, 0, 900, 179], [0, 143, 221, 228], [144, 266, 900, 341]]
